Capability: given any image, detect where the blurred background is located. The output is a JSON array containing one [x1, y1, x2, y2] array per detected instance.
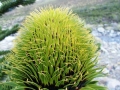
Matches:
[[0, 0, 120, 90]]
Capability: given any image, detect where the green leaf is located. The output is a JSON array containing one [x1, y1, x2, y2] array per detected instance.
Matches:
[[81, 84, 107, 90]]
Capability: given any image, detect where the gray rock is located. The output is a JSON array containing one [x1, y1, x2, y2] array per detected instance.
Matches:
[[111, 23, 120, 31], [98, 24, 104, 27], [103, 68, 109, 74], [117, 23, 120, 31], [97, 27, 105, 34], [0, 35, 16, 50], [103, 24, 108, 27], [92, 30, 102, 36], [109, 30, 117, 37], [111, 22, 118, 29], [18, 5, 23, 8], [105, 26, 114, 31], [117, 32, 120, 36], [101, 46, 108, 54], [0, 55, 4, 58], [96, 77, 120, 90], [115, 85, 120, 90]]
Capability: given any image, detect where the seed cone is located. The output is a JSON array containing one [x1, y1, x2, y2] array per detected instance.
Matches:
[[5, 7, 106, 90]]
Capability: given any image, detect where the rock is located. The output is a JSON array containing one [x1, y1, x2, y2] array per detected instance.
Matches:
[[103, 68, 109, 74], [111, 50, 117, 54], [86, 24, 94, 28], [109, 30, 117, 37], [117, 32, 120, 36], [94, 24, 120, 89], [101, 46, 108, 54], [92, 30, 102, 36], [103, 24, 108, 27], [36, 0, 41, 1], [115, 85, 120, 90], [118, 62, 120, 65], [97, 27, 105, 34], [0, 35, 16, 50], [2, 16, 24, 30], [105, 26, 114, 31], [111, 22, 118, 29], [111, 22, 120, 31], [0, 55, 3, 58], [96, 77, 120, 90], [117, 23, 120, 31], [0, 2, 2, 7], [18, 5, 23, 8], [98, 24, 104, 27]]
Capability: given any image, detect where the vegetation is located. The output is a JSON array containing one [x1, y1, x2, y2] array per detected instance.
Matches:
[[0, 57, 6, 81], [0, 24, 19, 41], [2, 7, 106, 90], [0, 24, 19, 85], [0, 0, 36, 15], [0, 51, 10, 56], [0, 50, 10, 82], [0, 24, 19, 84], [21, 0, 36, 5], [0, 51, 12, 90], [73, 0, 120, 24], [0, 0, 7, 2], [0, 84, 13, 90], [0, 51, 10, 84]]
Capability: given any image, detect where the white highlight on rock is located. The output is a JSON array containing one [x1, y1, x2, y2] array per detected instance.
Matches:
[[0, 2, 2, 7], [0, 35, 16, 50]]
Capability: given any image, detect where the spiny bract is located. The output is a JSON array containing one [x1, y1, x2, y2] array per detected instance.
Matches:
[[5, 7, 106, 90]]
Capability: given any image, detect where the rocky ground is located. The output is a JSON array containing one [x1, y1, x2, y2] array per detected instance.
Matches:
[[91, 23, 120, 90]]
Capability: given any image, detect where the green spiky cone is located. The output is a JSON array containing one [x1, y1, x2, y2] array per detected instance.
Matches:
[[4, 7, 106, 90]]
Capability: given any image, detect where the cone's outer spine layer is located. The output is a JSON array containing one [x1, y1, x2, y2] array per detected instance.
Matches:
[[6, 7, 102, 90]]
